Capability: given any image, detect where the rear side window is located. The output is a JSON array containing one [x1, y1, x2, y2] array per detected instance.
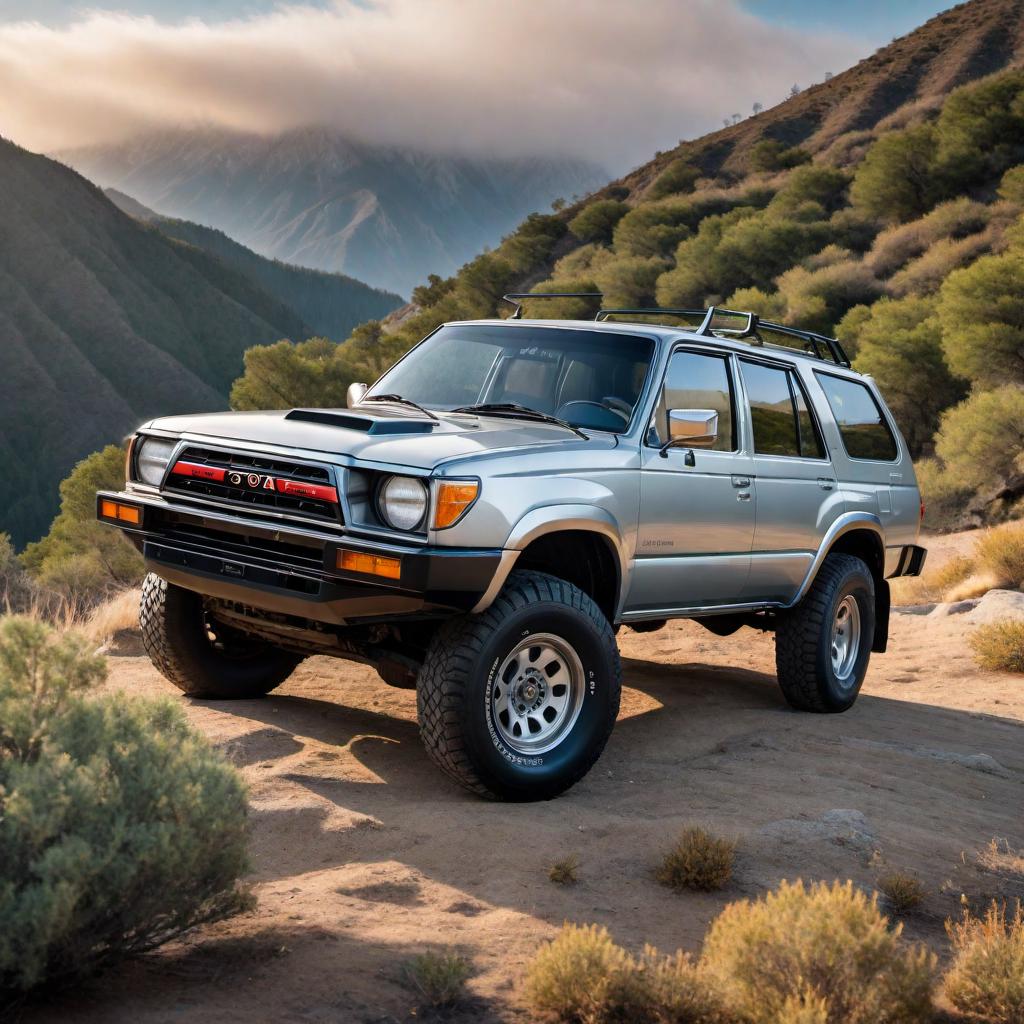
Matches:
[[817, 374, 898, 461], [741, 361, 826, 459]]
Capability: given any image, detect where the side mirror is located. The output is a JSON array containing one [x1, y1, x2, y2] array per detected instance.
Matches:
[[347, 382, 368, 408], [660, 409, 718, 458]]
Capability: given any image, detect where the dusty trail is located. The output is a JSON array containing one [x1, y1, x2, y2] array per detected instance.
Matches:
[[23, 600, 1024, 1023]]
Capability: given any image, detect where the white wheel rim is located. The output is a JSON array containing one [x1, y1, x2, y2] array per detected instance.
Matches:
[[491, 632, 584, 755], [830, 595, 861, 686]]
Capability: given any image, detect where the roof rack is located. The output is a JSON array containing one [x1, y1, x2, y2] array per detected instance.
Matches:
[[595, 304, 851, 367], [502, 292, 604, 319]]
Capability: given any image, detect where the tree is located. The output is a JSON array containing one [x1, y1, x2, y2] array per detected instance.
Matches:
[[850, 124, 938, 222], [937, 249, 1024, 388], [568, 199, 630, 244], [848, 296, 966, 456], [20, 446, 142, 603], [753, 102, 764, 115], [789, 83, 801, 97], [750, 140, 811, 173], [648, 159, 700, 200]]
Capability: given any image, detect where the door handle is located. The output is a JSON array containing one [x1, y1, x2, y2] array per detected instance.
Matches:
[[817, 478, 835, 491], [731, 476, 751, 488], [736, 491, 752, 502]]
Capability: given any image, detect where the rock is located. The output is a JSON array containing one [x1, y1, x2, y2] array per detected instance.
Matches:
[[759, 809, 876, 853], [929, 599, 980, 617], [966, 590, 1024, 625], [894, 603, 936, 616], [845, 737, 1010, 778]]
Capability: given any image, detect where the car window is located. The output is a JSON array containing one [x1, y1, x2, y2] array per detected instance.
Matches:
[[792, 374, 826, 459], [651, 351, 735, 451], [742, 361, 800, 457], [817, 373, 898, 461]]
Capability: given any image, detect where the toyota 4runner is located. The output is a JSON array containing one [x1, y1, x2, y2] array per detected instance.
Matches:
[[97, 300, 927, 801]]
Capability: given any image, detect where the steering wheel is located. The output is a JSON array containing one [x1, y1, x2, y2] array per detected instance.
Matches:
[[602, 396, 633, 417]]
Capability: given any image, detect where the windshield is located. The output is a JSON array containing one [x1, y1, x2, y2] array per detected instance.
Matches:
[[366, 324, 655, 433]]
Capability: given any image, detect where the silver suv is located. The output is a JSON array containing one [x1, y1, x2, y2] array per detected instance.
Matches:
[[97, 301, 927, 801]]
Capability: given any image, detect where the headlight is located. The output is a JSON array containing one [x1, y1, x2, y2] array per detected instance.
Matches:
[[377, 475, 428, 531], [135, 436, 176, 487]]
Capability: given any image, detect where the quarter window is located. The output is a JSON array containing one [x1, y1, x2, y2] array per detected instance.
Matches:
[[741, 361, 826, 459], [652, 351, 735, 451], [817, 374, 898, 461]]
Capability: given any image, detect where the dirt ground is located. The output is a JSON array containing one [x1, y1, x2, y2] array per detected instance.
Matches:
[[23, 535, 1024, 1023]]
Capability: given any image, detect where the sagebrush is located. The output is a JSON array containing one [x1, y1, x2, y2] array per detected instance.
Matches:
[[970, 620, 1024, 673], [0, 616, 251, 999], [656, 827, 735, 892], [403, 949, 472, 1009]]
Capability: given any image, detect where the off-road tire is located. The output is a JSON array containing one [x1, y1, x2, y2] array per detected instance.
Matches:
[[139, 572, 302, 699], [417, 570, 621, 801], [775, 553, 875, 713]]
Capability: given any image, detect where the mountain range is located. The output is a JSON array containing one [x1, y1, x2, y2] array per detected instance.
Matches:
[[59, 127, 607, 296]]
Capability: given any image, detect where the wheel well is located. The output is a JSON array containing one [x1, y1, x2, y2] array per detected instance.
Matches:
[[826, 528, 884, 581], [516, 530, 619, 622]]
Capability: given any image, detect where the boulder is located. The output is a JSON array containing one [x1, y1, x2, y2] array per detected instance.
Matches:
[[966, 589, 1024, 625]]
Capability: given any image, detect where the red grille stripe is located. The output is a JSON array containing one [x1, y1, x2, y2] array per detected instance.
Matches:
[[171, 461, 227, 482], [275, 478, 339, 504]]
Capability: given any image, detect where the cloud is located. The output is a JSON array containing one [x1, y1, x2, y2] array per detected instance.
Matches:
[[0, 0, 867, 165]]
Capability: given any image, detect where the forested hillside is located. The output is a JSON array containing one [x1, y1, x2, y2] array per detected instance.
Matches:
[[105, 189, 403, 339], [232, 0, 1024, 530], [0, 139, 308, 547]]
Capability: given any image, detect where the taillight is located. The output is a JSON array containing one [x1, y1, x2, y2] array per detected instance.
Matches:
[[919, 497, 926, 523]]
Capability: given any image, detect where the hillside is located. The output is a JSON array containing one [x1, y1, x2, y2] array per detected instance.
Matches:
[[0, 138, 309, 548], [228, 0, 1024, 533], [60, 127, 607, 296], [105, 188, 403, 340]]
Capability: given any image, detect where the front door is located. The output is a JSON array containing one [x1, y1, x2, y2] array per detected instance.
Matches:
[[737, 358, 839, 603], [627, 349, 756, 614]]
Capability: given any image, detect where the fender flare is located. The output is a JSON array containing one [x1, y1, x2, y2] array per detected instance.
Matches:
[[471, 505, 627, 614]]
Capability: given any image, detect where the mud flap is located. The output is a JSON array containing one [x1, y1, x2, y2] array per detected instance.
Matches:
[[872, 578, 890, 653]]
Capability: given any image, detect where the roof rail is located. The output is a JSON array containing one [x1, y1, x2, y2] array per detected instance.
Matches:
[[502, 292, 604, 319], [595, 304, 850, 367]]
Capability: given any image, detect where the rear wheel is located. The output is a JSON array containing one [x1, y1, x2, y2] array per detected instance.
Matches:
[[774, 553, 875, 712], [417, 570, 621, 801], [139, 573, 302, 698]]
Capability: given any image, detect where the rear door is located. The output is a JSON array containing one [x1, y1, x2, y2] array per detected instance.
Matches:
[[626, 348, 756, 613], [738, 358, 840, 603]]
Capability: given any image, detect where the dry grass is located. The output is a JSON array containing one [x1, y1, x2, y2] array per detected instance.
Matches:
[[969, 620, 1024, 673], [402, 949, 472, 1009], [656, 827, 735, 893], [891, 553, 977, 605], [549, 854, 580, 886], [82, 588, 140, 646], [944, 901, 1024, 1023], [877, 871, 927, 915], [974, 521, 1024, 589]]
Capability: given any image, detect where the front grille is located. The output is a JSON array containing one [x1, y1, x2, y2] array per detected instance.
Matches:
[[164, 445, 342, 526]]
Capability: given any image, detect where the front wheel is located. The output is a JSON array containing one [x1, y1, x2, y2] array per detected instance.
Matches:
[[774, 553, 875, 713], [139, 573, 302, 699], [417, 571, 621, 801]]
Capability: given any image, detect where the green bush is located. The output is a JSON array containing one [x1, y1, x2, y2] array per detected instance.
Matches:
[[969, 620, 1024, 673], [847, 296, 965, 456], [768, 165, 850, 217], [750, 140, 812, 173], [0, 616, 251, 997], [944, 902, 1024, 1022], [998, 165, 1024, 206], [701, 880, 936, 1024], [656, 827, 735, 893], [850, 124, 939, 223], [569, 200, 630, 244], [526, 923, 726, 1024], [20, 446, 143, 605], [403, 949, 472, 1009], [649, 159, 701, 200], [914, 457, 973, 531], [775, 257, 882, 336], [593, 254, 669, 308], [938, 250, 1024, 388]]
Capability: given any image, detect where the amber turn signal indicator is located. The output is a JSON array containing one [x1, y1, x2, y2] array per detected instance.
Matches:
[[337, 549, 402, 580], [433, 480, 480, 529], [100, 499, 141, 525]]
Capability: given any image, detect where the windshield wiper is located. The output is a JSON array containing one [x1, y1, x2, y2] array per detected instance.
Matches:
[[362, 393, 439, 422], [451, 402, 589, 440]]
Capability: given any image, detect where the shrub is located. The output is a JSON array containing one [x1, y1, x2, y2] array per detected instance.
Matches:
[[702, 880, 936, 1024], [549, 854, 580, 886], [656, 827, 735, 893], [914, 457, 974, 531], [593, 254, 669, 308], [974, 520, 1024, 588], [938, 250, 1024, 388], [877, 872, 926, 915], [649, 158, 700, 199], [403, 949, 472, 1009], [0, 616, 251, 997], [569, 200, 630, 244], [519, 278, 602, 320], [775, 257, 882, 336], [850, 124, 939, 223], [944, 902, 1024, 1023], [888, 231, 995, 297], [969, 620, 1024, 673], [526, 924, 726, 1024], [768, 165, 850, 217], [750, 140, 812, 173], [998, 165, 1024, 206]]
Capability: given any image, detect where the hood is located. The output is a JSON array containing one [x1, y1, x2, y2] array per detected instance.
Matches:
[[143, 407, 608, 471]]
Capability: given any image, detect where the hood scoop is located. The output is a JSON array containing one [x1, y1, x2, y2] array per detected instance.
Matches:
[[285, 408, 436, 435]]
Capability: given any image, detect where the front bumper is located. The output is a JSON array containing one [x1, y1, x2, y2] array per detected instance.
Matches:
[[97, 491, 501, 625]]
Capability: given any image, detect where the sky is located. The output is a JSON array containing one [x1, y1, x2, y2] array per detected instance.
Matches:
[[0, 0, 956, 167]]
